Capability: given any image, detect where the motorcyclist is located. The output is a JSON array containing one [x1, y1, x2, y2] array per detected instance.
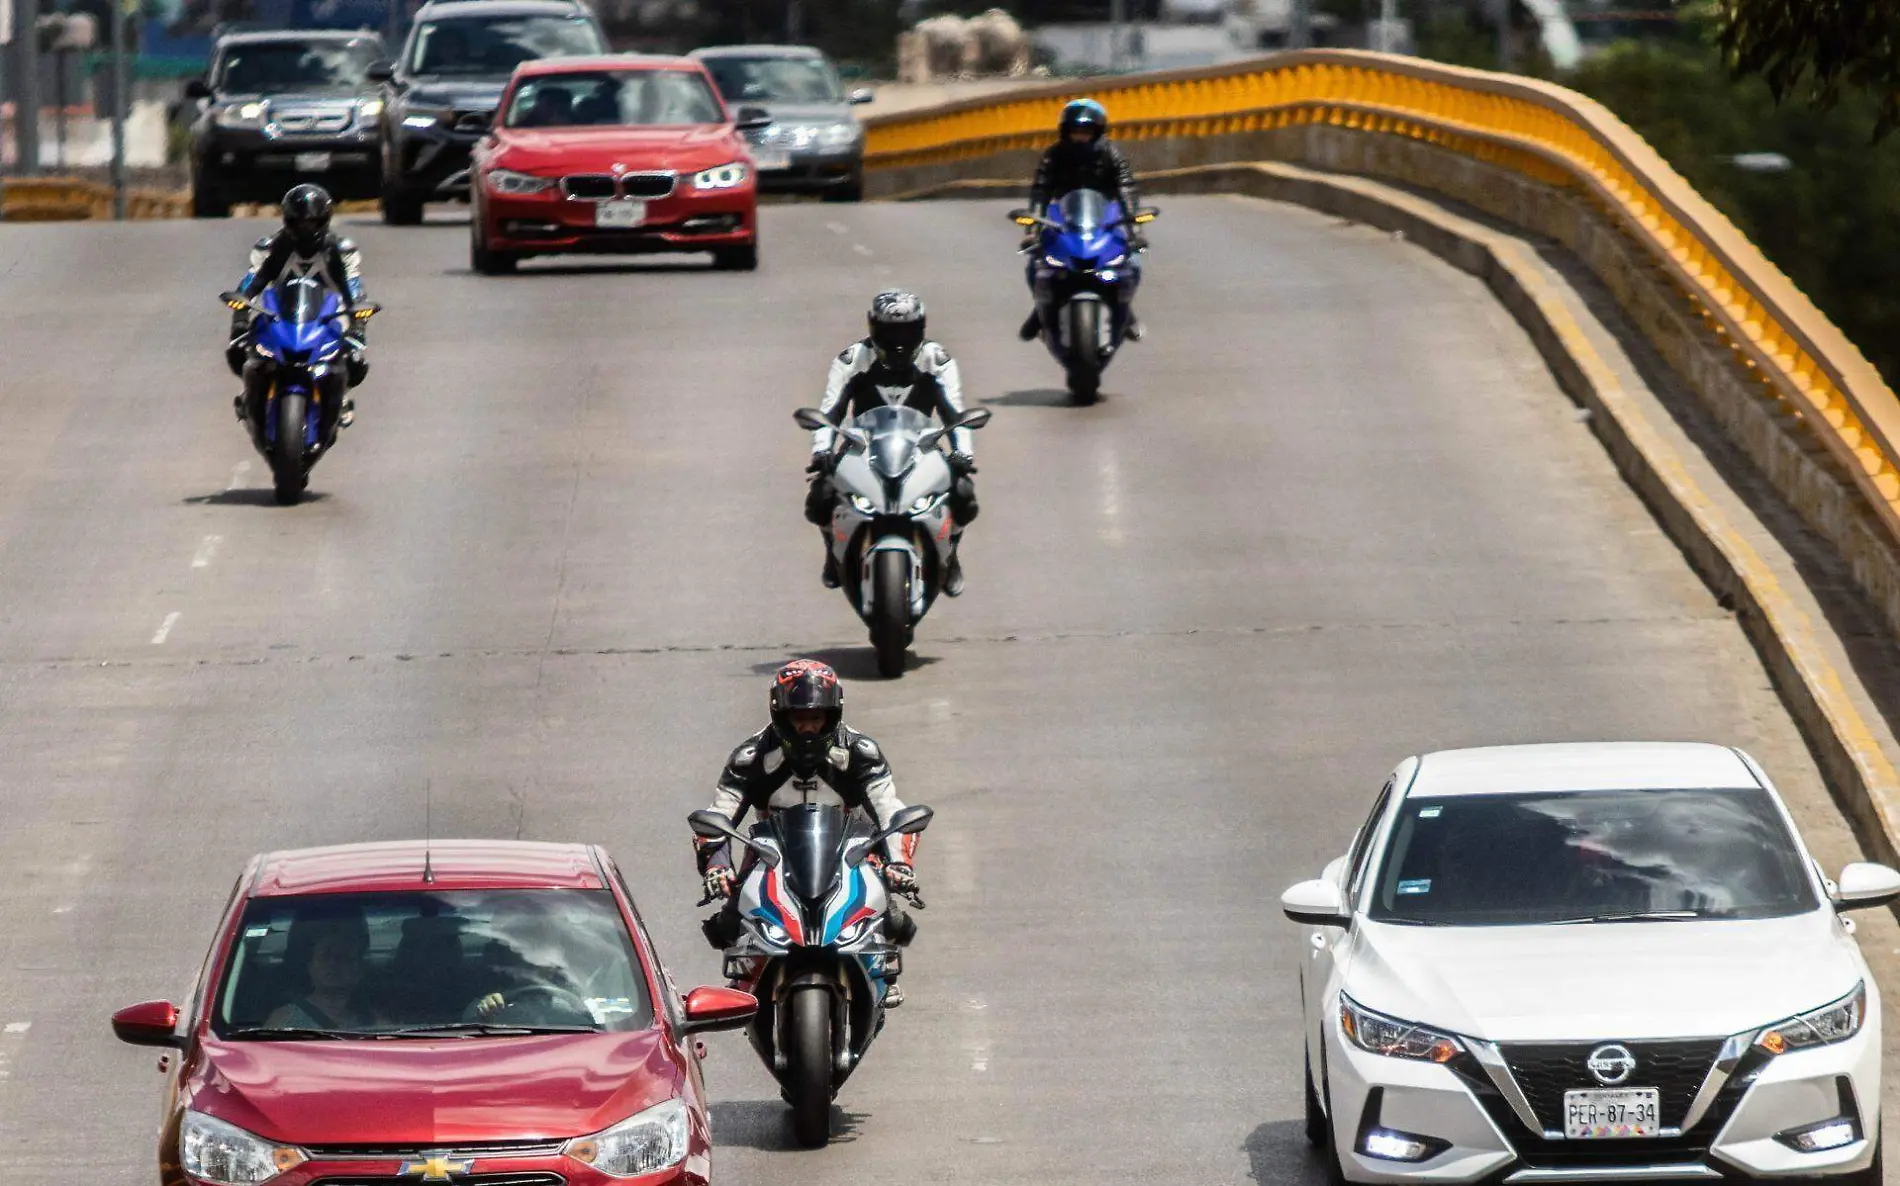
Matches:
[[224, 183, 370, 432], [1018, 97, 1145, 343], [806, 290, 979, 598], [696, 659, 922, 1006]]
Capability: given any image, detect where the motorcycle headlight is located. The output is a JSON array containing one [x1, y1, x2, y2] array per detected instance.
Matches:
[[836, 918, 873, 945], [1103, 252, 1128, 267], [817, 120, 861, 149], [848, 493, 877, 514], [1757, 982, 1866, 1055], [907, 493, 939, 514], [693, 161, 750, 190], [179, 1111, 307, 1185], [215, 101, 269, 129], [1339, 995, 1463, 1063], [486, 168, 555, 195], [563, 1097, 689, 1179], [1043, 253, 1067, 269], [758, 919, 788, 943]]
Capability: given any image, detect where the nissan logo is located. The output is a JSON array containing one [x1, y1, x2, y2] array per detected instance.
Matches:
[[1587, 1044, 1637, 1086]]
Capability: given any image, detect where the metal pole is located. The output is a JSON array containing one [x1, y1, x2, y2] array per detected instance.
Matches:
[[1288, 0, 1311, 49], [52, 46, 62, 167], [1495, 0, 1514, 71], [110, 0, 125, 218], [1109, 0, 1125, 71], [1377, 0, 1394, 52], [14, 0, 41, 173]]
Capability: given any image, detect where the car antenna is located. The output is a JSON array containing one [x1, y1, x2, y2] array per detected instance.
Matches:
[[423, 778, 436, 884]]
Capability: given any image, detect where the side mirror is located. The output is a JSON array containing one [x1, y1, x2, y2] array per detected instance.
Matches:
[[1133, 206, 1159, 224], [219, 291, 251, 311], [951, 407, 992, 431], [1281, 879, 1350, 928], [1006, 208, 1036, 225], [112, 1000, 183, 1048], [681, 985, 756, 1034], [184, 78, 212, 100], [351, 302, 382, 321], [686, 810, 781, 867], [847, 86, 875, 105], [365, 60, 395, 84], [793, 407, 830, 431], [1833, 862, 1900, 911], [852, 805, 933, 866], [839, 426, 870, 450], [735, 105, 772, 131]]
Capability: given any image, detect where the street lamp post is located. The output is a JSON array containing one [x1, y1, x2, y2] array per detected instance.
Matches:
[[110, 0, 126, 217]]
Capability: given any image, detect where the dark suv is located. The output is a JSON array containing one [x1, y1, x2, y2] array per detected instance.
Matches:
[[185, 30, 387, 218], [689, 45, 872, 202], [369, 0, 607, 224]]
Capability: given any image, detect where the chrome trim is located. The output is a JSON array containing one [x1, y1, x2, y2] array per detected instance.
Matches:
[[1467, 1039, 1550, 1135], [1503, 1167, 1722, 1183], [1679, 1032, 1749, 1132]]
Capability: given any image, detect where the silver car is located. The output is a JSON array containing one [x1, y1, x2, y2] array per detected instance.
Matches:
[[690, 44, 872, 202]]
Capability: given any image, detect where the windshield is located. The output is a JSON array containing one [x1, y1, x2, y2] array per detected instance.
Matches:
[[214, 889, 653, 1037], [1058, 189, 1110, 234], [504, 70, 723, 128], [1367, 788, 1818, 926], [217, 39, 380, 92], [407, 15, 603, 77], [701, 55, 842, 104], [766, 804, 848, 901], [267, 277, 336, 324], [855, 405, 932, 479]]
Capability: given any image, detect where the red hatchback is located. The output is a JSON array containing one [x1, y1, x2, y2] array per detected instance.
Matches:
[[469, 55, 763, 274], [110, 840, 756, 1186]]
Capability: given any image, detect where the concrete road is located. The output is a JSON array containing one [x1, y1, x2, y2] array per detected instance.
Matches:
[[0, 196, 1892, 1184]]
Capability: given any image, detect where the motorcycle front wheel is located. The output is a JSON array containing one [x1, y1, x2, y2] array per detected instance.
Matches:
[[271, 390, 308, 506], [785, 988, 833, 1147], [870, 549, 909, 679], [1065, 300, 1102, 405]]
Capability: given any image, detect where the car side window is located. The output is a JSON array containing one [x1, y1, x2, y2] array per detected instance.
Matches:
[[1344, 778, 1396, 902]]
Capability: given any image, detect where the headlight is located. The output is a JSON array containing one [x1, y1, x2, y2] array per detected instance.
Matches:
[[759, 919, 788, 943], [215, 101, 269, 129], [179, 1111, 306, 1185], [906, 493, 939, 514], [1757, 982, 1866, 1055], [1043, 253, 1067, 269], [817, 121, 861, 148], [848, 493, 877, 514], [357, 98, 383, 119], [402, 112, 444, 129], [836, 918, 872, 945], [1339, 995, 1463, 1063], [693, 161, 749, 189], [563, 1097, 689, 1179], [486, 168, 555, 195], [1103, 252, 1128, 267]]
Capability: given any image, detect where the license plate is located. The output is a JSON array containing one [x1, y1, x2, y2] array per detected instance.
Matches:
[[1564, 1088, 1662, 1139], [594, 200, 646, 228], [293, 151, 331, 172], [751, 150, 790, 171]]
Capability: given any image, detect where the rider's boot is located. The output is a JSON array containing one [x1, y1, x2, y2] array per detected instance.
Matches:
[[822, 549, 841, 589], [942, 550, 964, 598], [1124, 310, 1144, 342], [1019, 310, 1042, 341], [882, 981, 905, 1008]]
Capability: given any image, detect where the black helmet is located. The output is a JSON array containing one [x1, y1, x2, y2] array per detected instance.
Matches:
[[282, 183, 335, 252], [1059, 97, 1107, 142], [769, 659, 844, 776], [868, 289, 926, 368]]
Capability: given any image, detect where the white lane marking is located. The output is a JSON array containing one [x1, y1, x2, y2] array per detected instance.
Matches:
[[151, 611, 181, 645], [3, 1023, 29, 1035], [971, 1043, 989, 1072], [51, 905, 72, 915], [852, 243, 873, 256], [967, 997, 989, 1072], [1097, 441, 1125, 547], [227, 461, 252, 491], [191, 535, 224, 568], [825, 221, 849, 235], [0, 1022, 26, 1080]]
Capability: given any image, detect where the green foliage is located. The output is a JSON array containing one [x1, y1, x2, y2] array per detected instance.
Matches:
[[1567, 36, 1900, 387], [1715, 0, 1900, 137]]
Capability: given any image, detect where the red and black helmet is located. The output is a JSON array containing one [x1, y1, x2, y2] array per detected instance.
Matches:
[[769, 659, 844, 774]]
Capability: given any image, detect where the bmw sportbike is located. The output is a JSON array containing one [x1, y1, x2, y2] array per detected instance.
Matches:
[[1010, 189, 1158, 404], [794, 403, 992, 678], [689, 802, 932, 1148], [221, 277, 377, 504]]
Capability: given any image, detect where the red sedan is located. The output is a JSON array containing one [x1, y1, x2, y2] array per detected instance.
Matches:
[[469, 55, 763, 274], [110, 840, 756, 1186]]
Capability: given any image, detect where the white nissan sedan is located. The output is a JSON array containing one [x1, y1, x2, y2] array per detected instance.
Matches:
[[1284, 742, 1897, 1185]]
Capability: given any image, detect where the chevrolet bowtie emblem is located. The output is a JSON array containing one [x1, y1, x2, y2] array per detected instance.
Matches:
[[399, 1154, 472, 1181]]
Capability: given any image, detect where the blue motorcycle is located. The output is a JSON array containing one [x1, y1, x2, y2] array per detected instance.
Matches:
[[1011, 190, 1158, 404], [220, 277, 378, 505]]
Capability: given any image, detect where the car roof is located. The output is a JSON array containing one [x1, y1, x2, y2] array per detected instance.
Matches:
[[513, 52, 703, 76], [249, 839, 607, 896], [416, 0, 591, 20], [1405, 742, 1760, 798], [689, 44, 826, 59], [216, 28, 383, 46]]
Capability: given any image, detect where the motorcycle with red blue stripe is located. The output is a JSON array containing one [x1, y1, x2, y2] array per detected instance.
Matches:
[[689, 802, 932, 1148]]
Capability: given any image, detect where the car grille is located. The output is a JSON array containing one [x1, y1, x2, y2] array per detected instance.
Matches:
[[312, 1177, 562, 1186], [616, 172, 675, 199], [560, 172, 676, 201], [274, 112, 352, 134], [1501, 1040, 1723, 1130], [302, 1140, 565, 1159]]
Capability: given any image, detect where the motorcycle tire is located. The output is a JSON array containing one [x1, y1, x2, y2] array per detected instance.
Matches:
[[271, 391, 308, 506], [785, 988, 832, 1148], [871, 550, 908, 679], [1065, 300, 1103, 405]]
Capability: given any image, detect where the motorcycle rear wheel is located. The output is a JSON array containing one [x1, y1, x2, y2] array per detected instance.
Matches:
[[271, 391, 308, 506], [785, 988, 832, 1148], [1065, 300, 1102, 405], [870, 550, 908, 678]]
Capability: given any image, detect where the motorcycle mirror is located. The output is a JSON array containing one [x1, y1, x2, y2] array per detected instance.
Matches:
[[1007, 208, 1034, 224], [749, 836, 785, 869], [843, 836, 877, 868], [793, 407, 830, 431], [953, 407, 992, 431], [1134, 208, 1159, 223], [917, 428, 945, 452], [688, 809, 740, 840], [839, 426, 871, 450], [219, 290, 249, 310], [886, 804, 933, 835], [352, 302, 381, 320]]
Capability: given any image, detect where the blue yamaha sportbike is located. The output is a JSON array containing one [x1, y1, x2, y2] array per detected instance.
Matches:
[[1011, 190, 1158, 404], [220, 277, 378, 505]]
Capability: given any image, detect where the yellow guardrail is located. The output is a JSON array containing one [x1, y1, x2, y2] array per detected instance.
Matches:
[[3, 177, 190, 221], [864, 49, 1900, 548]]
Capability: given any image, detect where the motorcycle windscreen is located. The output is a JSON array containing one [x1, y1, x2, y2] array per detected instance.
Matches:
[[769, 803, 848, 903], [1057, 189, 1111, 236], [276, 277, 337, 324], [855, 405, 934, 480]]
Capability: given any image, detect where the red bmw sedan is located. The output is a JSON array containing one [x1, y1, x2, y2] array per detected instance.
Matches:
[[110, 840, 756, 1186], [469, 55, 764, 274]]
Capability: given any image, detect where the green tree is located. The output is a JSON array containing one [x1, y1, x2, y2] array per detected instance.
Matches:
[[1715, 0, 1900, 134]]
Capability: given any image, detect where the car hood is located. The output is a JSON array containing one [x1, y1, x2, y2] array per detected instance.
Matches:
[[495, 126, 741, 173], [744, 100, 852, 125], [219, 91, 368, 108], [1343, 913, 1866, 1042], [189, 1031, 683, 1144], [408, 79, 510, 109]]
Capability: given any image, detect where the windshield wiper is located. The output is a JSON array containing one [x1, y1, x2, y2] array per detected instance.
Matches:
[[1376, 916, 1449, 926], [373, 1022, 601, 1038], [227, 1026, 368, 1040], [1550, 910, 1703, 925]]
